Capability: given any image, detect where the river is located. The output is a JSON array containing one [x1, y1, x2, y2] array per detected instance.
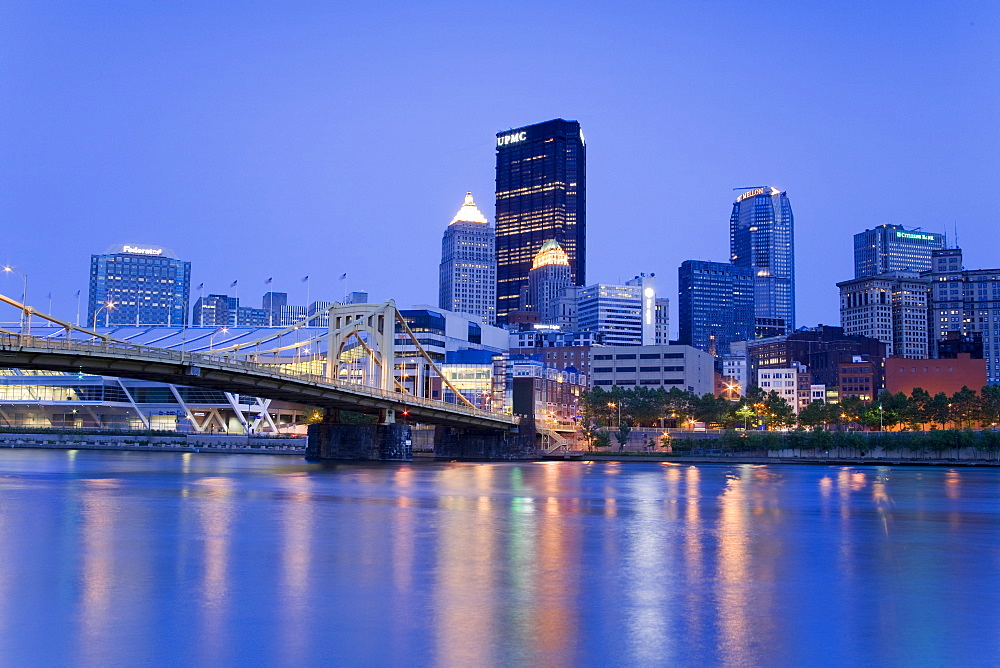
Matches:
[[0, 449, 997, 666]]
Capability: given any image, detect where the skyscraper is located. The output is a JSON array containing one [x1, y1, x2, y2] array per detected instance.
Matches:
[[730, 187, 795, 333], [853, 224, 946, 278], [837, 271, 930, 358], [495, 118, 586, 324], [87, 244, 190, 327], [438, 192, 496, 325], [527, 239, 572, 324], [678, 260, 754, 356]]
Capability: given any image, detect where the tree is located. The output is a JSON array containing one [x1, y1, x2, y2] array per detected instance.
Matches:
[[594, 430, 611, 449], [797, 400, 830, 429], [614, 423, 632, 452], [907, 388, 932, 430], [951, 386, 981, 429], [981, 385, 1000, 428], [693, 393, 732, 427], [762, 391, 796, 429], [928, 392, 951, 429], [581, 422, 601, 451]]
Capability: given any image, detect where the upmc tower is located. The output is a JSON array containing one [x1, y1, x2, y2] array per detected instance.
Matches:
[[495, 119, 586, 324]]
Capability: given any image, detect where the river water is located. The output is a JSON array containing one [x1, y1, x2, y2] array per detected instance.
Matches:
[[0, 449, 997, 666]]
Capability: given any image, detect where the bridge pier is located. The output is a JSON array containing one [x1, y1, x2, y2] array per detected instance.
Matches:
[[433, 418, 536, 461], [305, 422, 411, 461]]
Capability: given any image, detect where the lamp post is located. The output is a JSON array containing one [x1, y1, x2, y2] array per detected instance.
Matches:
[[93, 301, 116, 330], [607, 401, 621, 429], [209, 327, 229, 351], [4, 266, 28, 334]]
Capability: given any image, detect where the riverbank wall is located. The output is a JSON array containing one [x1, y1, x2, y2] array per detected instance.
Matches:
[[0, 432, 305, 455]]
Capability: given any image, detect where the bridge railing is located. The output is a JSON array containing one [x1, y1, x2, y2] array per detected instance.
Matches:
[[0, 333, 511, 422]]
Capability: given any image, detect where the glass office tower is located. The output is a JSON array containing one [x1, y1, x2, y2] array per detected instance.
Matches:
[[678, 260, 754, 356], [853, 224, 946, 278], [730, 187, 795, 333], [495, 118, 586, 324], [88, 244, 191, 327]]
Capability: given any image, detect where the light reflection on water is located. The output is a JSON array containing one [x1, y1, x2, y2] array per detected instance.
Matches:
[[0, 450, 998, 665]]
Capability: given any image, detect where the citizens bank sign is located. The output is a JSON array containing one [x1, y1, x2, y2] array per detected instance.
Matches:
[[123, 245, 163, 256], [497, 131, 527, 147]]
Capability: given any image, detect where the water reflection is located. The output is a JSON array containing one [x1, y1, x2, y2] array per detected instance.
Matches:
[[0, 452, 998, 665]]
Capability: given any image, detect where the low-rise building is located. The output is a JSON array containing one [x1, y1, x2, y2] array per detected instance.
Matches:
[[588, 344, 714, 396]]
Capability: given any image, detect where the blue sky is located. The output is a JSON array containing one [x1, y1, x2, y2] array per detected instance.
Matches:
[[2, 1, 997, 331]]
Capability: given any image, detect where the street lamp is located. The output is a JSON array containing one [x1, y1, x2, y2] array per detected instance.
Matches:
[[209, 327, 229, 351], [607, 401, 621, 428], [93, 301, 116, 330], [3, 266, 28, 334]]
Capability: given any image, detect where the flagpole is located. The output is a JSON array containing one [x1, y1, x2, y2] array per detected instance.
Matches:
[[75, 291, 81, 327], [305, 276, 310, 326]]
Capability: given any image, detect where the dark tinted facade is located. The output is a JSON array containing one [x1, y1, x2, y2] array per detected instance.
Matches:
[[495, 119, 586, 324], [678, 260, 754, 356], [88, 244, 190, 327], [730, 187, 795, 333], [854, 224, 945, 278]]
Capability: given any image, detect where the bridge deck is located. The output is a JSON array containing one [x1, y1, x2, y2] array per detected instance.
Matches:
[[0, 334, 517, 430]]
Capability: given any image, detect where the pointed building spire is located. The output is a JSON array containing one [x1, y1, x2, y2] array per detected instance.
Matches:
[[450, 191, 489, 225]]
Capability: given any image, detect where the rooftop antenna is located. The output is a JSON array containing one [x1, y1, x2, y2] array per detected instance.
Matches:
[[954, 222, 959, 248]]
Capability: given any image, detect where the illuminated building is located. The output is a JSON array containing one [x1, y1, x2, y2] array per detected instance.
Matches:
[[527, 239, 572, 324], [439, 192, 496, 325], [678, 260, 754, 356], [926, 248, 1000, 384], [730, 187, 795, 333], [87, 244, 190, 327], [837, 271, 930, 358], [578, 274, 659, 347], [854, 224, 945, 278], [495, 119, 586, 324]]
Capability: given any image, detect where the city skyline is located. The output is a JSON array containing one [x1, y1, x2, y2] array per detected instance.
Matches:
[[1, 2, 996, 333]]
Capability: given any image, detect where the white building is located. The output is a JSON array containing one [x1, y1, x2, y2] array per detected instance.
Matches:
[[578, 274, 661, 346], [438, 192, 496, 325], [589, 344, 715, 396]]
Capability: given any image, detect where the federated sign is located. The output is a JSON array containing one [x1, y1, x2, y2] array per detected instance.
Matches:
[[123, 245, 164, 256]]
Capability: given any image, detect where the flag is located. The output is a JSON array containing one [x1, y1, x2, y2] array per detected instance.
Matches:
[[47, 292, 52, 299], [75, 290, 81, 297], [339, 273, 347, 280], [197, 282, 204, 291], [230, 280, 238, 288], [301, 275, 309, 282], [264, 277, 272, 285]]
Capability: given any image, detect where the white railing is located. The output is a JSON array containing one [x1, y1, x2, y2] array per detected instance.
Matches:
[[0, 333, 514, 424]]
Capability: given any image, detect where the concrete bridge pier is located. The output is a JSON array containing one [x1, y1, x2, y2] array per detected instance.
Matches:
[[434, 418, 536, 461], [305, 411, 411, 462]]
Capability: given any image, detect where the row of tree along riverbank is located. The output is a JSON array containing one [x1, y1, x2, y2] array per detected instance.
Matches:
[[580, 385, 1000, 432]]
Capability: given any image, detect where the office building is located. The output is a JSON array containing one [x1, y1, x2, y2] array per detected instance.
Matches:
[[589, 344, 715, 396], [854, 224, 945, 278], [192, 294, 266, 327], [439, 192, 496, 325], [578, 274, 658, 347], [527, 239, 572, 324], [730, 187, 795, 332], [678, 260, 754, 356], [87, 244, 191, 327], [746, 325, 886, 390], [495, 119, 586, 323], [837, 271, 931, 358], [926, 248, 1000, 384]]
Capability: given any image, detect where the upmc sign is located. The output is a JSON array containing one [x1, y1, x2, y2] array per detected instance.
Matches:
[[497, 131, 527, 147]]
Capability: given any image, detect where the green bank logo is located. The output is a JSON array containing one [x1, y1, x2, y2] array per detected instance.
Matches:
[[897, 232, 936, 241]]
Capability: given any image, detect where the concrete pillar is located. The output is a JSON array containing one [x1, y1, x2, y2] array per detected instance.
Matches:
[[433, 418, 536, 461], [306, 423, 411, 461]]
